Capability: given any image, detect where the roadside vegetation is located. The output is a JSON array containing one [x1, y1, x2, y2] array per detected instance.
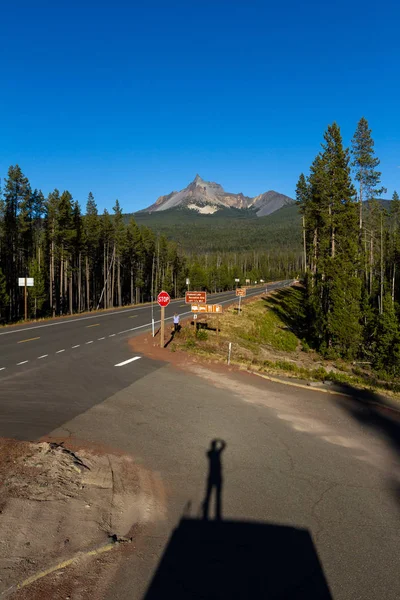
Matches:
[[168, 286, 400, 398]]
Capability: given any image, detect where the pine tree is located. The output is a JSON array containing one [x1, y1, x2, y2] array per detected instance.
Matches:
[[3, 165, 32, 319], [113, 199, 125, 306], [296, 173, 309, 271], [84, 192, 100, 310], [305, 124, 361, 357], [351, 117, 385, 233], [45, 189, 60, 316], [373, 293, 400, 376]]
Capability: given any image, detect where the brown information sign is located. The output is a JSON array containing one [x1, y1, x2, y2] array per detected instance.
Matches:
[[186, 291, 207, 304], [236, 288, 247, 297], [191, 304, 223, 314]]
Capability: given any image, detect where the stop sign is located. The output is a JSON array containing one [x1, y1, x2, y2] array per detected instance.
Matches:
[[157, 290, 171, 307]]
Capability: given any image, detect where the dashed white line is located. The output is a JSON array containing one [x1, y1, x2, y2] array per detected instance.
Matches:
[[86, 340, 93, 344], [17, 360, 29, 365], [0, 367, 5, 371], [56, 349, 65, 354], [114, 356, 141, 367], [109, 334, 116, 337], [98, 337, 105, 340], [38, 354, 48, 359], [72, 345, 80, 348]]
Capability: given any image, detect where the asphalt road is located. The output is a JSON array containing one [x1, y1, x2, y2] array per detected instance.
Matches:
[[0, 281, 291, 376], [45, 360, 399, 600], [0, 277, 398, 599]]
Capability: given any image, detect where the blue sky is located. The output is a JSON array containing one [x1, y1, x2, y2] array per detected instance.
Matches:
[[1, 0, 399, 212]]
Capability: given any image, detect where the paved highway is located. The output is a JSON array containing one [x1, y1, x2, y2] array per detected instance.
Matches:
[[0, 281, 291, 376]]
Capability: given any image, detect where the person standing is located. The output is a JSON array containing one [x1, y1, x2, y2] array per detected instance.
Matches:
[[173, 313, 180, 332]]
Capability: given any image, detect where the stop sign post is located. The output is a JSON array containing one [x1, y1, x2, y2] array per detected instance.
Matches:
[[157, 291, 171, 348]]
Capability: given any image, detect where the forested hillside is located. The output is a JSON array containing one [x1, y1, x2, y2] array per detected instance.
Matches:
[[132, 203, 301, 253], [0, 171, 301, 324]]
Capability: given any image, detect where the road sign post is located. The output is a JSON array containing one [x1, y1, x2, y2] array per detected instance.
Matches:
[[160, 307, 165, 347], [157, 290, 170, 348], [25, 278, 27, 321], [18, 277, 34, 321], [235, 287, 246, 315]]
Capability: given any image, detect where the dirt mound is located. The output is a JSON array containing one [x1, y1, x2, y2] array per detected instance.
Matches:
[[0, 439, 166, 598]]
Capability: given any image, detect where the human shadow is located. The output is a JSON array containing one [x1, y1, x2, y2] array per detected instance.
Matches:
[[202, 439, 226, 520], [144, 439, 332, 598]]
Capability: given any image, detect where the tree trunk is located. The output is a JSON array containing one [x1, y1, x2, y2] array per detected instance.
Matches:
[[103, 244, 107, 309], [117, 255, 121, 306], [369, 236, 373, 296], [60, 250, 64, 315], [78, 252, 82, 312], [302, 215, 307, 271], [111, 244, 116, 308], [69, 262, 73, 315], [130, 268, 134, 304], [380, 213, 384, 313], [392, 263, 396, 304], [86, 255, 90, 311]]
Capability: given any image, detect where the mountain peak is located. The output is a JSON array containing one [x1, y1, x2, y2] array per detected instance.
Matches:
[[143, 176, 294, 216]]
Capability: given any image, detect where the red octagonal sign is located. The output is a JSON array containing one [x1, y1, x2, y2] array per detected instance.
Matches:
[[157, 290, 171, 307]]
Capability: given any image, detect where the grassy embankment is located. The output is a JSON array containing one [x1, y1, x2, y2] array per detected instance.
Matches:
[[169, 286, 400, 397]]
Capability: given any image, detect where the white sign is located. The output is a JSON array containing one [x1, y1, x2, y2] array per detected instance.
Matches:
[[235, 278, 240, 282], [193, 314, 198, 320], [18, 277, 34, 287], [186, 278, 190, 285]]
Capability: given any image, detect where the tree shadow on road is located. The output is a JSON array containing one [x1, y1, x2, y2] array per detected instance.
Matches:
[[144, 439, 333, 599], [332, 384, 400, 507]]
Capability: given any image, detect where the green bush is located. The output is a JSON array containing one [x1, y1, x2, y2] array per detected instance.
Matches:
[[185, 339, 196, 349], [196, 329, 208, 341]]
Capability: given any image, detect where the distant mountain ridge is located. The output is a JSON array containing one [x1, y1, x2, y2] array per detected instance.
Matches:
[[142, 175, 294, 217]]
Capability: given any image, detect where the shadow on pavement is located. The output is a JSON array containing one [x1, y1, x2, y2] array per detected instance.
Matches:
[[202, 438, 226, 520], [143, 517, 332, 599], [333, 384, 400, 506], [144, 438, 332, 599]]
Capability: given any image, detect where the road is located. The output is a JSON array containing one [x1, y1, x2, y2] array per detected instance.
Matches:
[[0, 278, 399, 599], [0, 281, 291, 377]]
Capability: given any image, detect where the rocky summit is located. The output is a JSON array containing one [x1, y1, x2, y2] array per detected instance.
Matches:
[[143, 175, 294, 216]]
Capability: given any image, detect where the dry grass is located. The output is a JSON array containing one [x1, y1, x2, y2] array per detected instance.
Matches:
[[169, 289, 400, 399]]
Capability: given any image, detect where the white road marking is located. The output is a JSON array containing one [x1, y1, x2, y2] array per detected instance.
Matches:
[[98, 337, 105, 340], [86, 340, 94, 344], [72, 345, 80, 348], [114, 356, 141, 367], [56, 349, 65, 354], [38, 354, 48, 359], [109, 334, 116, 337], [0, 367, 5, 371], [17, 361, 29, 365]]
